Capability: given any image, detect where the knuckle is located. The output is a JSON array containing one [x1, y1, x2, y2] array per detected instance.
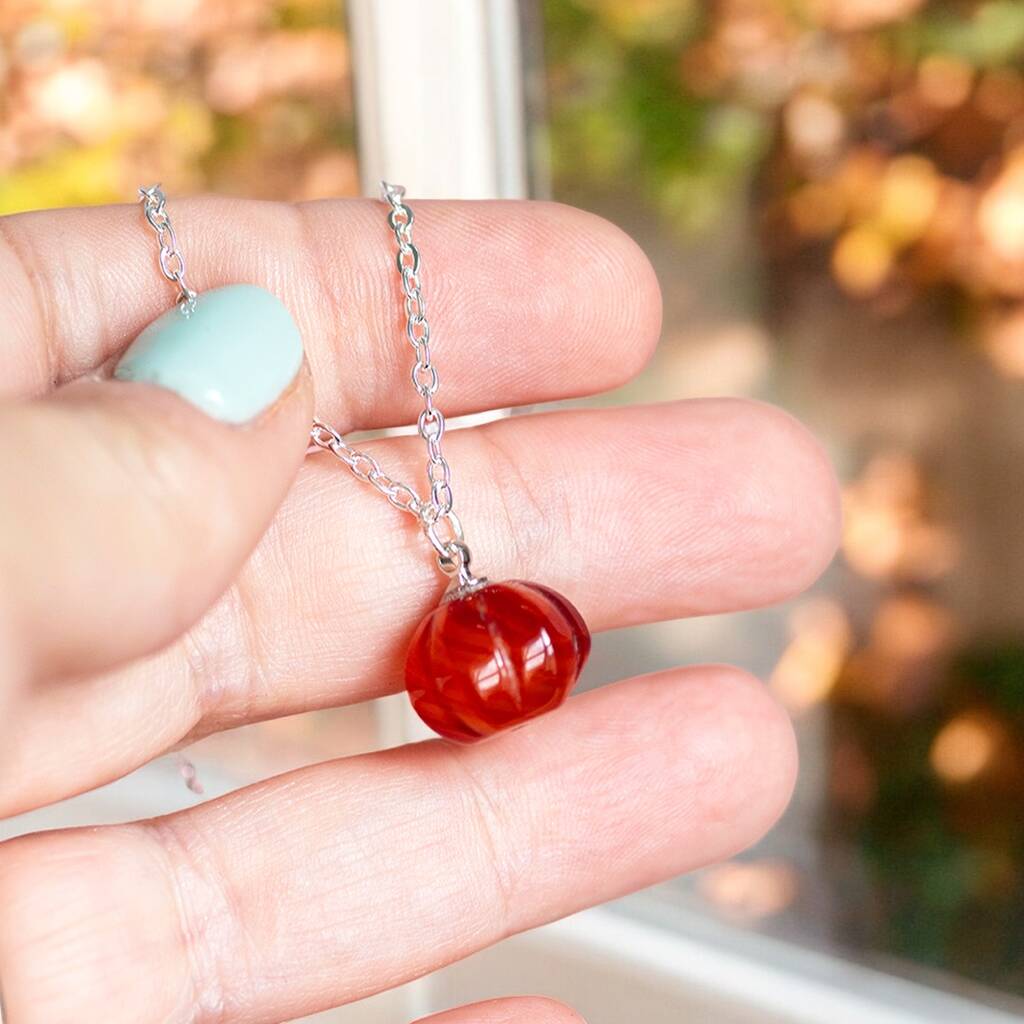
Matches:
[[146, 816, 247, 1024]]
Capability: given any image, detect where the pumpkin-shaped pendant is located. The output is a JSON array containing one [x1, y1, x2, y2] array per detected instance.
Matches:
[[405, 580, 591, 742]]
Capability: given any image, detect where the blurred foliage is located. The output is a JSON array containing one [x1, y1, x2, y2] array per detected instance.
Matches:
[[0, 0, 357, 214], [545, 0, 770, 233], [546, 0, 1024, 306], [831, 639, 1024, 991]]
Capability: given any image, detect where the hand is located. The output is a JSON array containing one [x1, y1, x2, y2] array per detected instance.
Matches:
[[0, 197, 839, 1023]]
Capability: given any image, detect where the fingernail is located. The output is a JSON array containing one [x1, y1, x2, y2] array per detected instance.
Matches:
[[114, 284, 304, 424]]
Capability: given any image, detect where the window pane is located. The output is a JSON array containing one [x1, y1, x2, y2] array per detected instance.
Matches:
[[540, 0, 1024, 1012]]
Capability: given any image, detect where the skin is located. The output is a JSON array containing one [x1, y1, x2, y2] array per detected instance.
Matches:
[[0, 197, 841, 1024]]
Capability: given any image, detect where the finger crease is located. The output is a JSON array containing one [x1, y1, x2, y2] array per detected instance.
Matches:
[[442, 750, 518, 939], [477, 424, 554, 577], [0, 218, 60, 390], [179, 581, 263, 734], [146, 818, 253, 1024], [294, 202, 385, 430]]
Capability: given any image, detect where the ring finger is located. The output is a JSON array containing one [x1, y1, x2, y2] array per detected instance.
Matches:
[[0, 664, 796, 1024]]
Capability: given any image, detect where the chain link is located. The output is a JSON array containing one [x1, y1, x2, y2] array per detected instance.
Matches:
[[138, 185, 197, 315], [306, 182, 479, 589], [308, 418, 423, 515], [137, 181, 477, 588]]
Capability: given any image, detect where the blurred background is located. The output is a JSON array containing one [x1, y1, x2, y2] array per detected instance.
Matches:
[[2, 0, 1024, 1019]]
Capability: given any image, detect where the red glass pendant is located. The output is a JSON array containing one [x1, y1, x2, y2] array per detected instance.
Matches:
[[404, 580, 591, 743]]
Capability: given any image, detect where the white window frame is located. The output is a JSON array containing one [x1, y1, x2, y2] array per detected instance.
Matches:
[[347, 0, 529, 200]]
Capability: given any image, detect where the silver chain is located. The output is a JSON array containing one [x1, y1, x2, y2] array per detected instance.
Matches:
[[308, 182, 478, 589], [138, 181, 477, 589], [138, 185, 197, 315]]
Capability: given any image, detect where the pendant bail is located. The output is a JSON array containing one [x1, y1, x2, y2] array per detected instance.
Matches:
[[423, 508, 481, 590], [380, 180, 406, 204]]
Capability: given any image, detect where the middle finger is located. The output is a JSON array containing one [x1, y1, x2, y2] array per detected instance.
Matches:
[[1, 396, 837, 816]]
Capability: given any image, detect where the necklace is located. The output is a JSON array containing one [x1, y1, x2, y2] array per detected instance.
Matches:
[[137, 182, 590, 743]]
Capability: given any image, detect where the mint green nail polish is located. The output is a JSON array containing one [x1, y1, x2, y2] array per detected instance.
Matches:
[[114, 284, 304, 424]]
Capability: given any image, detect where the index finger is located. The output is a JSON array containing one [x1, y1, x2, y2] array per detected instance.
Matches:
[[0, 196, 662, 427]]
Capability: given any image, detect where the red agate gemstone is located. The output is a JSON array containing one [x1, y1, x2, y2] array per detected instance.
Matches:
[[404, 580, 591, 743]]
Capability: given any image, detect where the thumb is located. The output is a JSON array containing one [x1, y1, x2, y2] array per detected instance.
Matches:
[[0, 284, 311, 688]]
